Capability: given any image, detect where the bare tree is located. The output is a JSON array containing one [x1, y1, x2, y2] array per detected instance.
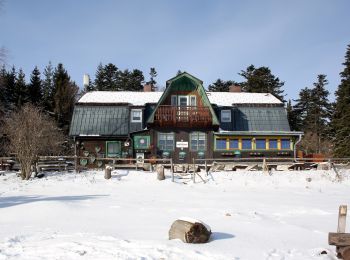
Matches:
[[4, 104, 64, 180]]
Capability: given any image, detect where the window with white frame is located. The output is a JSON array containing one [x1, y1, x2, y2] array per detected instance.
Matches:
[[221, 110, 231, 122], [190, 132, 206, 151], [158, 133, 174, 150], [131, 109, 142, 123]]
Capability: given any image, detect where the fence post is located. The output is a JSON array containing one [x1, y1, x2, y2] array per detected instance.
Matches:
[[192, 158, 196, 183], [205, 160, 208, 176], [338, 205, 347, 233], [171, 158, 174, 182]]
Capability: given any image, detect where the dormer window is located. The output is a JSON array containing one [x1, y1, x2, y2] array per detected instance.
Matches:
[[131, 109, 142, 123], [221, 110, 231, 122]]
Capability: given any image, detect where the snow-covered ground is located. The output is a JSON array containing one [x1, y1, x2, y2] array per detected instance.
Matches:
[[1, 169, 349, 260]]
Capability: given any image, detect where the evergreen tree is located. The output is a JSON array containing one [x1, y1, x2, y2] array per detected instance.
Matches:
[[98, 63, 119, 91], [148, 67, 157, 91], [94, 63, 105, 91], [53, 63, 78, 128], [42, 61, 55, 111], [0, 65, 7, 111], [286, 99, 298, 131], [208, 79, 237, 92], [28, 66, 42, 106], [332, 44, 350, 157], [239, 65, 285, 101], [127, 69, 144, 91], [293, 75, 332, 154], [308, 74, 331, 152], [14, 68, 29, 108], [293, 87, 313, 130], [5, 66, 17, 107]]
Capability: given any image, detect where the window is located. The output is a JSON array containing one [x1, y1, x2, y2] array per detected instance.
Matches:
[[281, 139, 291, 150], [190, 132, 206, 151], [242, 139, 252, 149], [229, 139, 239, 149], [158, 133, 174, 150], [134, 136, 150, 149], [178, 96, 188, 107], [269, 139, 278, 149], [221, 110, 231, 122], [106, 141, 121, 158], [171, 95, 177, 106], [131, 109, 142, 123], [190, 95, 196, 106], [215, 139, 227, 150], [256, 139, 266, 149]]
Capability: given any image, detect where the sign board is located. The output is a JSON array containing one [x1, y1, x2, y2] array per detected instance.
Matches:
[[176, 141, 188, 148]]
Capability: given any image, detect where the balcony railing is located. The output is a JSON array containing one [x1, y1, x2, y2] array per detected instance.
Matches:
[[153, 105, 212, 127]]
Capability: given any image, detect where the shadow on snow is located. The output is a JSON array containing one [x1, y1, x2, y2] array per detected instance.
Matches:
[[0, 195, 108, 208]]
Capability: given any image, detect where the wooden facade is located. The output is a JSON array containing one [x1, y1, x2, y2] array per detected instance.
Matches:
[[69, 72, 303, 166]]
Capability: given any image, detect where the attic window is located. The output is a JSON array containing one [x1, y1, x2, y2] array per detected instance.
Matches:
[[131, 109, 142, 123], [221, 110, 231, 122]]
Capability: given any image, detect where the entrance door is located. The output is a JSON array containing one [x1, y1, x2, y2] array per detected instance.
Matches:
[[174, 132, 190, 163]]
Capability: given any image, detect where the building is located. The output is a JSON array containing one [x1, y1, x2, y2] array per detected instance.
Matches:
[[69, 72, 303, 167]]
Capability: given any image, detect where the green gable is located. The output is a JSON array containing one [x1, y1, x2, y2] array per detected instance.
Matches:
[[147, 72, 219, 125]]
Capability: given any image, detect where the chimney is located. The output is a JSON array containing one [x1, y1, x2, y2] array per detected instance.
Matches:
[[143, 84, 153, 92], [83, 74, 90, 87], [229, 85, 241, 92]]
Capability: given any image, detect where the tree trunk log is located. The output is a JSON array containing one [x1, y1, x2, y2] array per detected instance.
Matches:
[[169, 219, 211, 243], [105, 166, 112, 179], [157, 165, 165, 180]]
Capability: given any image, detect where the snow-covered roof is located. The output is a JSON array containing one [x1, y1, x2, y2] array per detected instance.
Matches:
[[78, 91, 163, 106], [78, 91, 282, 106]]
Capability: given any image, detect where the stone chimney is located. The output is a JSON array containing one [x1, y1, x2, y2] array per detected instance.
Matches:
[[143, 84, 153, 92], [229, 85, 241, 92]]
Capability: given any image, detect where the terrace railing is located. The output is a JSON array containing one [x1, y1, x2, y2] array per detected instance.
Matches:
[[154, 105, 212, 127]]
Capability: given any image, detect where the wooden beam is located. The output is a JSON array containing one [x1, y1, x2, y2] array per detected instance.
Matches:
[[329, 233, 350, 246], [338, 205, 347, 233]]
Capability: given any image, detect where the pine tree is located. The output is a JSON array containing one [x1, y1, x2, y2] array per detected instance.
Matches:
[[208, 79, 237, 92], [42, 62, 55, 111], [292, 87, 312, 130], [5, 66, 17, 108], [127, 69, 144, 91], [14, 68, 29, 108], [53, 63, 78, 128], [286, 99, 298, 131], [102, 63, 119, 90], [332, 44, 350, 157], [148, 67, 157, 91], [308, 74, 331, 152], [28, 66, 42, 106], [94, 63, 105, 91], [239, 65, 285, 102]]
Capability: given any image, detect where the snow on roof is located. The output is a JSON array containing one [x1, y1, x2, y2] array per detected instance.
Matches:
[[78, 91, 282, 106], [78, 91, 163, 106]]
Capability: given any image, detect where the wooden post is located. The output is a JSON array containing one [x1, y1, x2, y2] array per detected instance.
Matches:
[[157, 165, 165, 180], [338, 205, 347, 233], [171, 159, 174, 182], [262, 158, 269, 174], [205, 160, 208, 176], [105, 166, 112, 179]]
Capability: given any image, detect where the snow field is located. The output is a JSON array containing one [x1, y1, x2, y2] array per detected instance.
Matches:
[[0, 169, 349, 259]]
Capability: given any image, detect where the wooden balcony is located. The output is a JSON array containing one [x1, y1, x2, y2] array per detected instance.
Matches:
[[153, 105, 212, 127]]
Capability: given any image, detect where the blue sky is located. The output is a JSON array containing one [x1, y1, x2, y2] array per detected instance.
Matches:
[[0, 0, 349, 101]]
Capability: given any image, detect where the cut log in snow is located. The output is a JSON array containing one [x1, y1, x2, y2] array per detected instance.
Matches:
[[169, 218, 211, 243], [105, 166, 112, 179], [157, 165, 165, 180]]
